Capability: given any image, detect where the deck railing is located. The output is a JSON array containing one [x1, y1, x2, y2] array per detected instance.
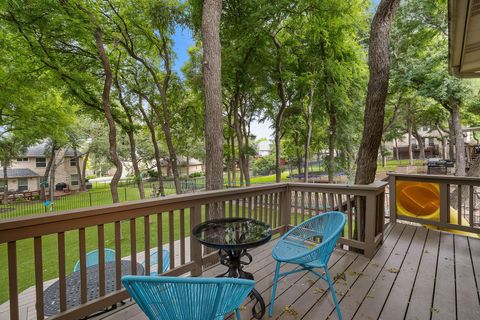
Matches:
[[0, 181, 387, 320], [389, 173, 480, 235]]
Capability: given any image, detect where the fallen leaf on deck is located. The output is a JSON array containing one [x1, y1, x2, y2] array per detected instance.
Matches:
[[313, 287, 325, 294], [387, 267, 399, 273], [284, 305, 299, 318]]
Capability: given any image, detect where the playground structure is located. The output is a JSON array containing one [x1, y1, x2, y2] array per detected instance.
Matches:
[[396, 180, 479, 237]]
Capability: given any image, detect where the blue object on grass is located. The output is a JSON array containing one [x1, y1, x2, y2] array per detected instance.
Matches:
[[269, 211, 346, 319], [142, 248, 170, 275], [122, 276, 255, 320], [73, 248, 116, 272]]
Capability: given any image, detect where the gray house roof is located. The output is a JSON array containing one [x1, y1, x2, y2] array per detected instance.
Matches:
[[24, 143, 79, 158], [3, 168, 40, 179]]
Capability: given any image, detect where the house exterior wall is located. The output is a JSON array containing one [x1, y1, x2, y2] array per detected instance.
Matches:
[[1, 177, 40, 192], [9, 152, 84, 190]]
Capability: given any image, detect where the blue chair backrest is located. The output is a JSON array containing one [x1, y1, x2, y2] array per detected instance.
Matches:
[[122, 276, 255, 320], [282, 211, 346, 266], [73, 249, 116, 272], [143, 249, 170, 273]]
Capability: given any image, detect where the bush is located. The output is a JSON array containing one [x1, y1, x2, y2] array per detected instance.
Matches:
[[188, 171, 204, 178], [85, 175, 97, 181], [253, 155, 276, 176], [147, 170, 159, 179]]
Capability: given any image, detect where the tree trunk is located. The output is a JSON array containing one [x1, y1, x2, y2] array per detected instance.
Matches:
[[126, 129, 145, 199], [327, 102, 337, 183], [94, 26, 122, 203], [42, 145, 56, 201], [202, 0, 224, 219], [407, 113, 414, 165], [304, 88, 313, 182], [74, 148, 85, 191], [448, 117, 455, 160], [412, 127, 425, 160], [394, 138, 400, 161], [451, 102, 466, 176], [354, 0, 401, 185], [2, 159, 8, 204], [354, 0, 400, 246], [81, 151, 89, 187], [273, 35, 288, 183], [381, 140, 387, 167], [294, 132, 303, 175], [230, 134, 236, 187], [137, 100, 165, 196]]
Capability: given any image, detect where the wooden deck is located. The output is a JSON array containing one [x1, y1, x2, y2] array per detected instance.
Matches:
[[97, 223, 480, 320]]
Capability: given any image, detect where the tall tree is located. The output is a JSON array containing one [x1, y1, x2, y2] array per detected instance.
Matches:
[[355, 0, 401, 184], [202, 0, 224, 198]]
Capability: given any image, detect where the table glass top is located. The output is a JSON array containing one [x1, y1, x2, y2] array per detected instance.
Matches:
[[192, 218, 272, 249]]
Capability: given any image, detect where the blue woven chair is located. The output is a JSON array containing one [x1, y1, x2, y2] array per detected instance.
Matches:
[[269, 211, 346, 319], [73, 248, 116, 272], [122, 276, 255, 320], [142, 249, 170, 275]]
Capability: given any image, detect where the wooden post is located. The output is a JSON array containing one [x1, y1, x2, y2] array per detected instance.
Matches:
[[439, 183, 450, 224], [364, 192, 377, 258], [190, 205, 203, 276], [388, 175, 397, 223]]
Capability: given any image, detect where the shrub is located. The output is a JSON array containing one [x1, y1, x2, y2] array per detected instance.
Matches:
[[189, 171, 204, 178], [253, 155, 276, 176]]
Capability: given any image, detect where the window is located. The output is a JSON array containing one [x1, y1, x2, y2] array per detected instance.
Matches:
[[36, 158, 46, 168], [16, 158, 28, 162], [70, 158, 77, 166], [429, 138, 435, 146], [71, 174, 79, 186], [18, 178, 28, 192]]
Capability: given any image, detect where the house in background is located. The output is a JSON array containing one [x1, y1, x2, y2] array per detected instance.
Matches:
[[3, 143, 84, 192], [388, 126, 480, 161]]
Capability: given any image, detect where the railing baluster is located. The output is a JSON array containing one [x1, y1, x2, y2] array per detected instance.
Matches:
[[34, 236, 44, 320], [114, 221, 121, 290], [308, 192, 312, 218], [248, 197, 253, 218], [301, 191, 305, 222], [8, 241, 19, 320], [169, 210, 175, 270], [229, 200, 233, 218], [315, 192, 320, 214], [322, 193, 327, 212], [347, 195, 353, 239], [294, 191, 298, 225], [79, 228, 87, 304], [338, 194, 343, 212], [457, 185, 462, 225], [130, 218, 137, 275], [235, 199, 240, 218], [470, 185, 474, 227], [144, 216, 150, 275], [180, 209, 186, 265], [57, 232, 67, 312], [190, 205, 202, 276], [276, 192, 281, 227], [98, 224, 106, 296], [269, 193, 274, 226], [254, 196, 258, 220], [157, 212, 163, 275]]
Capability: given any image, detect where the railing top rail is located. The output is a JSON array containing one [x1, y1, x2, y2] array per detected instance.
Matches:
[[288, 181, 388, 191], [0, 183, 287, 234], [388, 173, 480, 184]]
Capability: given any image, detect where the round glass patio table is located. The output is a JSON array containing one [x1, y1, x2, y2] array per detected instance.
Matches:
[[43, 260, 144, 316], [192, 217, 272, 319]]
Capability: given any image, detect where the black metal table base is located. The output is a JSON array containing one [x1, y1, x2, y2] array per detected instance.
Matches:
[[216, 249, 266, 319]]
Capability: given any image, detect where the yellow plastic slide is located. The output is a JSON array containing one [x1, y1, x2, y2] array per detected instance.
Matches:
[[396, 181, 479, 237]]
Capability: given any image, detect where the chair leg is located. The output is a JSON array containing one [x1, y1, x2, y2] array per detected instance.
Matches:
[[269, 261, 281, 317], [325, 268, 342, 320], [236, 309, 241, 319]]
